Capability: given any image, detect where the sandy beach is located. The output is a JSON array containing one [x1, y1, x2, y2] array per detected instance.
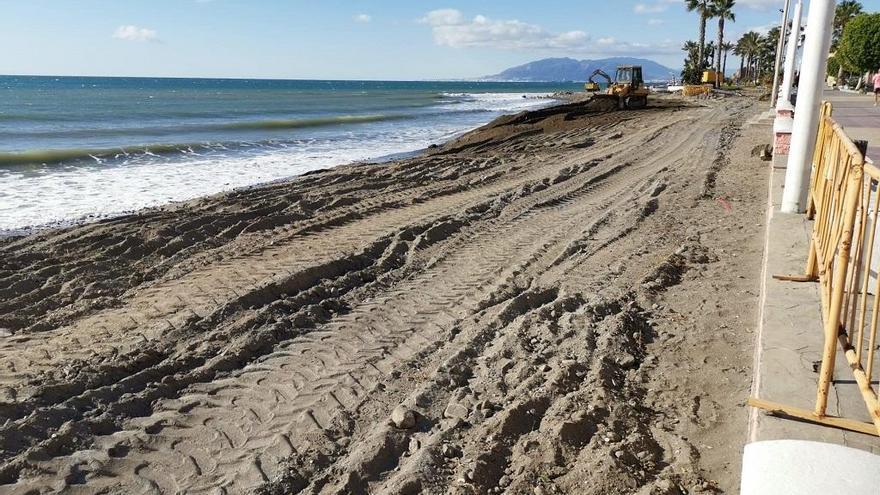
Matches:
[[0, 95, 768, 494]]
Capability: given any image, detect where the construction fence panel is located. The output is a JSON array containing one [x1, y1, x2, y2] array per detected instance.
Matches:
[[831, 158, 880, 432], [753, 102, 880, 437]]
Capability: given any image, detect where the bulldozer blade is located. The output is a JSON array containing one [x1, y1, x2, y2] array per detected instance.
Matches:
[[586, 94, 621, 112]]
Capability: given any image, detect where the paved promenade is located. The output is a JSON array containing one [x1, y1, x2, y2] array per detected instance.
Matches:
[[827, 90, 880, 162], [748, 95, 880, 453]]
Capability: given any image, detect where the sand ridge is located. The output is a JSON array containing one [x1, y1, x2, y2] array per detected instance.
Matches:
[[0, 96, 767, 494]]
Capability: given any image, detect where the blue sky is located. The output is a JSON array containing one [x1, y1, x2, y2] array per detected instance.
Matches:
[[1, 0, 878, 80]]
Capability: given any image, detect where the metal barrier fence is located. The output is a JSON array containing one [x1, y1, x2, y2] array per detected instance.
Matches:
[[750, 102, 880, 437], [805, 102, 835, 220]]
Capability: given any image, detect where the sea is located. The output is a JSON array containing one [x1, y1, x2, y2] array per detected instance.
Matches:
[[0, 76, 581, 234]]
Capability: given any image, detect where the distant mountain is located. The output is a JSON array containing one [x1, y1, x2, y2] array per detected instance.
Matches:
[[483, 57, 678, 83]]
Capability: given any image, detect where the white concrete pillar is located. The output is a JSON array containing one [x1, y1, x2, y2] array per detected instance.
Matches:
[[771, 0, 793, 108], [781, 0, 836, 214], [778, 0, 803, 110], [773, 0, 804, 157]]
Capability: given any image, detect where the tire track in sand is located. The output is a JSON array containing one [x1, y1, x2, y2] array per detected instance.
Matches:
[[1, 105, 720, 494]]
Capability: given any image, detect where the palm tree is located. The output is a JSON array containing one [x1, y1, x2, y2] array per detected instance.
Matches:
[[739, 32, 762, 84], [758, 30, 778, 82], [711, 0, 736, 88], [686, 0, 714, 72], [833, 1, 863, 84], [834, 1, 864, 45], [682, 40, 701, 83], [683, 40, 700, 56], [722, 41, 735, 82]]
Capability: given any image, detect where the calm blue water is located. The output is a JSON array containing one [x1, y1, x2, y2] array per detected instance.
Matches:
[[0, 76, 580, 232]]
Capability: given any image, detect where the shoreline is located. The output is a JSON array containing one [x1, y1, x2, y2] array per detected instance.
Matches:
[[0, 146, 429, 240], [0, 94, 567, 240]]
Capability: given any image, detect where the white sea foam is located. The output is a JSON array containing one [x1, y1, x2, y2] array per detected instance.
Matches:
[[0, 93, 553, 233], [440, 92, 551, 112]]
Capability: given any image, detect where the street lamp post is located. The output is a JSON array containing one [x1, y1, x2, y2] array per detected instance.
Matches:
[[770, 0, 793, 108], [778, 0, 803, 109], [781, 0, 836, 214]]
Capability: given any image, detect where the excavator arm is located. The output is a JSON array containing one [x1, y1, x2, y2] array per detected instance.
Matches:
[[585, 69, 613, 92], [588, 69, 613, 86]]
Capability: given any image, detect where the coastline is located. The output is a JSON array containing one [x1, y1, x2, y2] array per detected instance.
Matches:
[[0, 94, 768, 494], [0, 94, 565, 239], [0, 146, 429, 240]]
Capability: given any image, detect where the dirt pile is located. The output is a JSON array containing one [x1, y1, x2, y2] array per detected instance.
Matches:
[[0, 96, 767, 494]]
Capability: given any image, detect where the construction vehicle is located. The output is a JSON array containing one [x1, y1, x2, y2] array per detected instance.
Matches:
[[587, 65, 649, 110], [701, 70, 719, 85], [584, 69, 612, 92]]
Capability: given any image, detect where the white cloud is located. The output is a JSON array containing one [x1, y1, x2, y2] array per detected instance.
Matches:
[[419, 9, 588, 50], [419, 8, 679, 57], [421, 9, 465, 26], [112, 25, 159, 42], [354, 14, 372, 23], [648, 18, 665, 26]]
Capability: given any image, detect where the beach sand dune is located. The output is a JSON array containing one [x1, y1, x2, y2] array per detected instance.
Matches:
[[0, 96, 767, 494]]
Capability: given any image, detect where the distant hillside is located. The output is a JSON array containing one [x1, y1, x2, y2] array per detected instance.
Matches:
[[483, 57, 678, 82]]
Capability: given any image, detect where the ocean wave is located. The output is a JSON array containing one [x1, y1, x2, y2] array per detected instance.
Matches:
[[219, 114, 410, 130], [0, 121, 468, 231], [440, 92, 551, 100], [438, 92, 552, 112], [0, 114, 414, 139], [0, 95, 553, 168], [0, 115, 427, 167], [0, 115, 436, 167], [0, 143, 221, 167]]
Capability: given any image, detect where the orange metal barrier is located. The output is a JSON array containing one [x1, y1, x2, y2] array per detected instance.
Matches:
[[750, 103, 880, 436], [805, 102, 834, 220]]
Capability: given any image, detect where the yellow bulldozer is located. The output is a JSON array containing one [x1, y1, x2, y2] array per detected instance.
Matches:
[[584, 65, 649, 110]]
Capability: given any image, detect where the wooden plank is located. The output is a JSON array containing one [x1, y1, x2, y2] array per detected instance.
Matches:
[[771, 274, 818, 282], [748, 397, 879, 437]]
